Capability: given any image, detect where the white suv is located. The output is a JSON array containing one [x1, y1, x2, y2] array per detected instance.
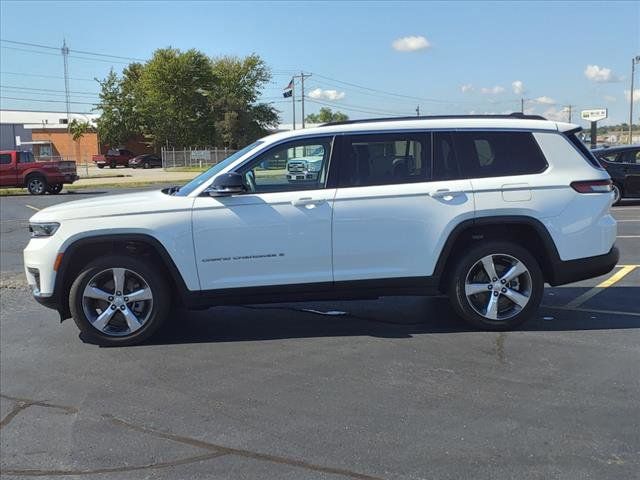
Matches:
[[24, 115, 618, 346]]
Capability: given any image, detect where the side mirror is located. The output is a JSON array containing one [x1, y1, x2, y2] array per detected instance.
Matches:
[[208, 172, 246, 197]]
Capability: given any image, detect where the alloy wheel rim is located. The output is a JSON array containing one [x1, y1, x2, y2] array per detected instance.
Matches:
[[82, 268, 153, 336], [29, 179, 44, 193], [464, 253, 532, 321], [613, 185, 621, 203]]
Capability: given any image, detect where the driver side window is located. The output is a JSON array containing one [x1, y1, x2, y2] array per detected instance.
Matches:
[[239, 137, 333, 193]]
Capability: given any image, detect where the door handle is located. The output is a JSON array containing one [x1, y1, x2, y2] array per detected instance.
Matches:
[[430, 189, 463, 198], [292, 197, 322, 207]]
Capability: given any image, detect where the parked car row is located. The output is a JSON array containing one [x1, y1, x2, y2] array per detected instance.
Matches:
[[592, 145, 640, 204], [91, 149, 162, 169]]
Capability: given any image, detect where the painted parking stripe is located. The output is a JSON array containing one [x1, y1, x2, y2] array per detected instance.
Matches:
[[564, 265, 638, 309], [25, 205, 40, 211], [617, 235, 640, 238], [542, 305, 640, 317]]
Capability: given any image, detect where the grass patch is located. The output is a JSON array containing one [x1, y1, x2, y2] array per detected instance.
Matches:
[[164, 166, 208, 172], [0, 180, 175, 196]]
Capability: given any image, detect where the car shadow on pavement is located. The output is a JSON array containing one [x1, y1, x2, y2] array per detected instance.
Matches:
[[139, 287, 640, 347]]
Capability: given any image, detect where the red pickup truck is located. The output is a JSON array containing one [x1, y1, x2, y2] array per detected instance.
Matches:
[[92, 148, 135, 168], [0, 150, 79, 195]]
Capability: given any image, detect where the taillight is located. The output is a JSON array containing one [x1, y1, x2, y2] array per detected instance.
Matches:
[[570, 179, 612, 193]]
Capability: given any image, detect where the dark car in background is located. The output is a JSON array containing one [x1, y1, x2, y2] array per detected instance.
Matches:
[[593, 145, 640, 204], [128, 154, 162, 169]]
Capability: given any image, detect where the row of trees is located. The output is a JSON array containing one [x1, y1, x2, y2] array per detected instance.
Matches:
[[96, 48, 279, 150], [304, 107, 349, 124]]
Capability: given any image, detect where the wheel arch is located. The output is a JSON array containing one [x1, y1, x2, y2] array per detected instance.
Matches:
[[434, 216, 562, 292], [55, 233, 193, 319]]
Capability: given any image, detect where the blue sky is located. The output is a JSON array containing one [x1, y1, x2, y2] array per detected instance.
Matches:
[[1, 1, 638, 126]]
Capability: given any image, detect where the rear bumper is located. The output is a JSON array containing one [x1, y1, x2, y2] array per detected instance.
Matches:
[[47, 173, 79, 184], [549, 246, 619, 286]]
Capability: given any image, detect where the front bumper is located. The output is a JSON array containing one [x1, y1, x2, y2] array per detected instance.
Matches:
[[549, 246, 619, 286]]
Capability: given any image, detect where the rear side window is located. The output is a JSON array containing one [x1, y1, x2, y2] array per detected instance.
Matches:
[[17, 151, 34, 163], [0, 153, 11, 165], [620, 149, 640, 164], [338, 133, 430, 187], [451, 131, 547, 178], [433, 132, 462, 180]]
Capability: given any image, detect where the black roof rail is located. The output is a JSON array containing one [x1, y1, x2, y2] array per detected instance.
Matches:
[[321, 112, 547, 127]]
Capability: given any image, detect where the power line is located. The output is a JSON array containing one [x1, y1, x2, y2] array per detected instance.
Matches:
[[0, 96, 97, 106], [0, 38, 145, 62], [0, 71, 97, 82], [0, 84, 99, 96]]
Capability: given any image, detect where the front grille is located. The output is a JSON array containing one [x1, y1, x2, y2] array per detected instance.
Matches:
[[288, 162, 306, 173]]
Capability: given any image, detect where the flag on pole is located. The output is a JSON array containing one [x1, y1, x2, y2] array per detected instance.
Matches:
[[283, 78, 294, 98]]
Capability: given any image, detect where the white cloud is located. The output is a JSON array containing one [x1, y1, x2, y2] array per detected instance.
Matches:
[[480, 85, 505, 95], [542, 106, 570, 122], [533, 96, 556, 105], [584, 64, 620, 83], [460, 83, 474, 93], [604, 95, 616, 102], [512, 80, 525, 95], [308, 88, 345, 101], [392, 35, 431, 52], [624, 89, 640, 103]]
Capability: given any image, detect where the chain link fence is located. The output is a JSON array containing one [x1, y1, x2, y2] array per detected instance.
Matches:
[[160, 147, 238, 169]]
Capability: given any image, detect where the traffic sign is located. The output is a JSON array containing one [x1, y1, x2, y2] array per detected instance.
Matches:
[[581, 109, 608, 122]]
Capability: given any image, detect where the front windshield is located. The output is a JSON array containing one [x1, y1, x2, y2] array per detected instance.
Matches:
[[174, 141, 263, 196]]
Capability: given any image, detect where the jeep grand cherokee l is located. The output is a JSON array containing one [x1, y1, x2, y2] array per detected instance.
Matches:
[[24, 114, 618, 346]]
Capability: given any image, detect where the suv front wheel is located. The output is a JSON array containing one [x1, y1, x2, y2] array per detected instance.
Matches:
[[69, 255, 171, 346], [448, 241, 543, 331]]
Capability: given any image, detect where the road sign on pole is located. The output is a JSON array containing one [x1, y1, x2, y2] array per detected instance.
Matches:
[[581, 108, 608, 122]]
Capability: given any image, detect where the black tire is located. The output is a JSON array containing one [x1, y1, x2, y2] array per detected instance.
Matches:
[[448, 241, 543, 331], [612, 183, 622, 205], [143, 161, 150, 169], [46, 183, 63, 194], [26, 174, 48, 195], [97, 164, 105, 169], [69, 255, 171, 346], [109, 162, 117, 169]]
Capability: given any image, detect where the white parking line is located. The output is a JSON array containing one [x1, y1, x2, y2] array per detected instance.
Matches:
[[617, 235, 640, 238], [615, 219, 640, 222], [25, 205, 40, 211]]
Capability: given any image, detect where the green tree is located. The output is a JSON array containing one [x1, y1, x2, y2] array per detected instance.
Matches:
[[305, 107, 349, 124], [95, 49, 279, 150], [95, 70, 139, 148], [69, 119, 92, 142], [210, 54, 279, 148]]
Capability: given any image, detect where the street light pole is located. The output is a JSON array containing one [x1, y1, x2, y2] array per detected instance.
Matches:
[[630, 55, 640, 144]]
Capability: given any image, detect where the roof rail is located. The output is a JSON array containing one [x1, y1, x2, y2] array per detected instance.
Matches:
[[321, 112, 547, 127]]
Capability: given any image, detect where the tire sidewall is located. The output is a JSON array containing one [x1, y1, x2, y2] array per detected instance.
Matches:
[[612, 184, 622, 205], [449, 242, 544, 331], [69, 255, 171, 346]]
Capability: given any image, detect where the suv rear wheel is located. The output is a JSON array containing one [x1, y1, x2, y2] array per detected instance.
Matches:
[[448, 241, 543, 331], [69, 255, 171, 346]]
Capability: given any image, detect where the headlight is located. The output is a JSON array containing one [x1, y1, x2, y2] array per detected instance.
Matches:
[[307, 162, 321, 172], [29, 222, 60, 238]]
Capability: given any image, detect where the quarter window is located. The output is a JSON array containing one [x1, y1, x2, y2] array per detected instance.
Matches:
[[338, 133, 430, 187], [452, 131, 547, 178], [239, 138, 333, 193]]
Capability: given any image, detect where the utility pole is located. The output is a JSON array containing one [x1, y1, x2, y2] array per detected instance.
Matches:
[[61, 39, 72, 161], [416, 105, 420, 116], [291, 80, 296, 130], [521, 98, 524, 113], [629, 55, 640, 144], [295, 71, 311, 128], [563, 105, 574, 123]]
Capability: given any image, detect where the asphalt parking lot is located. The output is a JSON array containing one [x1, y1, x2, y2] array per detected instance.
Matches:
[[1, 188, 639, 479]]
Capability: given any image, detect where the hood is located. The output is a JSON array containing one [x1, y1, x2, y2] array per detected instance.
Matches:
[[30, 190, 183, 222]]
